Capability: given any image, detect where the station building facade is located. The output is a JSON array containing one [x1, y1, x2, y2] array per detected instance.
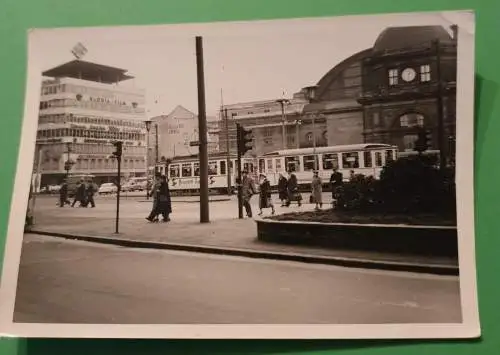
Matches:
[[219, 25, 457, 159]]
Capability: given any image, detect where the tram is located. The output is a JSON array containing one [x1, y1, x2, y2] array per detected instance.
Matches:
[[154, 152, 256, 195], [155, 143, 398, 195], [257, 143, 399, 187]]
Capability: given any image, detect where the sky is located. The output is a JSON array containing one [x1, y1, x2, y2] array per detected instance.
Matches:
[[28, 11, 472, 118]]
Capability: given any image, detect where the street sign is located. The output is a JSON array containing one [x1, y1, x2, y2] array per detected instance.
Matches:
[[189, 141, 200, 146]]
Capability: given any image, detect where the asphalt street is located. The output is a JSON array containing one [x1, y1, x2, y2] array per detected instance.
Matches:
[[13, 234, 462, 324]]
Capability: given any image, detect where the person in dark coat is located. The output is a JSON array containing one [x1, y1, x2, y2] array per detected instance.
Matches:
[[285, 172, 302, 207], [71, 180, 86, 207], [277, 173, 288, 207], [59, 179, 69, 207], [241, 170, 257, 218], [146, 174, 162, 222], [85, 181, 96, 208], [329, 167, 343, 206], [258, 173, 275, 216], [156, 175, 172, 222]]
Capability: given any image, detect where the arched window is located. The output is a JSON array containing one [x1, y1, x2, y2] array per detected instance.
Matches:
[[400, 113, 424, 128]]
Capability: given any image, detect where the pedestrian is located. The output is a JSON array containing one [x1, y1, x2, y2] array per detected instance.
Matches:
[[241, 170, 257, 218], [156, 175, 172, 222], [59, 179, 69, 207], [277, 172, 288, 207], [146, 174, 162, 222], [71, 180, 86, 207], [285, 171, 302, 207], [258, 173, 275, 216], [85, 181, 96, 208], [329, 167, 343, 207], [311, 171, 323, 210]]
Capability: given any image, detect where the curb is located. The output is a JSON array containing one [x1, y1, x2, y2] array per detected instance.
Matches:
[[136, 198, 231, 203], [30, 229, 459, 276]]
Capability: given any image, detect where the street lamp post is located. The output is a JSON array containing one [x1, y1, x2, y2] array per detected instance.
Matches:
[[295, 119, 302, 149], [145, 120, 152, 200], [304, 85, 319, 171], [276, 98, 290, 150], [64, 142, 73, 179]]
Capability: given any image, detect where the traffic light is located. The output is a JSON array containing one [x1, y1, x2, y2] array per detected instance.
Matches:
[[237, 124, 253, 156], [414, 128, 431, 153], [112, 141, 123, 158]]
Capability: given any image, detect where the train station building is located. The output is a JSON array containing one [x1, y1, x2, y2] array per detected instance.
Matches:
[[34, 59, 148, 187], [219, 25, 457, 161]]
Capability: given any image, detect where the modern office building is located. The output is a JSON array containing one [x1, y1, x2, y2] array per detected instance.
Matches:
[[34, 59, 148, 187]]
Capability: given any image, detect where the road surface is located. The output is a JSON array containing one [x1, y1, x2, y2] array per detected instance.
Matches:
[[13, 234, 462, 324]]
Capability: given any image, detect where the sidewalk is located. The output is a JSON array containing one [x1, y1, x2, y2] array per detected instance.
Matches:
[[30, 215, 458, 275]]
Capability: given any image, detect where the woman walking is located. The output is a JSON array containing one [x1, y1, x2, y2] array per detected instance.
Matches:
[[156, 175, 172, 222], [311, 171, 323, 210], [286, 172, 302, 207], [277, 173, 288, 207], [258, 173, 275, 216]]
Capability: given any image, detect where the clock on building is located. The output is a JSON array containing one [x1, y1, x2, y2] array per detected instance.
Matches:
[[401, 68, 416, 82]]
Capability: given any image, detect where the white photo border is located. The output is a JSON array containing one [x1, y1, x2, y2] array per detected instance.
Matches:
[[0, 9, 480, 339]]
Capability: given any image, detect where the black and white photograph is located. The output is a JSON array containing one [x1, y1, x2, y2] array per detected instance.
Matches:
[[0, 10, 479, 339]]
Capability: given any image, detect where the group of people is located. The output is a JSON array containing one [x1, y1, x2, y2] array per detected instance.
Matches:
[[239, 167, 347, 217], [145, 174, 172, 223], [59, 179, 97, 208]]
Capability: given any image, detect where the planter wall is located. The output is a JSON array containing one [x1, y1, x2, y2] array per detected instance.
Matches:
[[256, 219, 458, 258]]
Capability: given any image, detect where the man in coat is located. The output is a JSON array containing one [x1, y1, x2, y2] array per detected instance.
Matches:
[[241, 170, 257, 218]]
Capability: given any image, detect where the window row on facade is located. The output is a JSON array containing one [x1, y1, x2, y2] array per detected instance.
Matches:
[[41, 83, 143, 102], [37, 128, 146, 141], [39, 98, 145, 114], [42, 157, 145, 171], [39, 114, 145, 128]]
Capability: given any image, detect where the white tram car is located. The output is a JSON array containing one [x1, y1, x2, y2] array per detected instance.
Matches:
[[155, 143, 399, 195], [154, 152, 256, 195], [257, 143, 399, 187]]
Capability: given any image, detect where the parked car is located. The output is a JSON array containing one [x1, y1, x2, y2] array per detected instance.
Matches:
[[98, 183, 118, 195]]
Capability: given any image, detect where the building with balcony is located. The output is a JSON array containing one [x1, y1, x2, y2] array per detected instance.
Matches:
[[35, 59, 148, 186]]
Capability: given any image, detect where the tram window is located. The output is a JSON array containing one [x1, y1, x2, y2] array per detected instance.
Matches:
[[375, 152, 383, 167], [342, 152, 360, 169], [386, 150, 394, 163], [322, 153, 339, 170], [285, 156, 300, 172], [364, 151, 373, 168], [194, 162, 200, 176], [275, 159, 282, 171], [258, 159, 265, 174], [243, 162, 254, 173], [208, 161, 218, 175], [266, 159, 273, 172], [220, 160, 226, 175], [169, 164, 180, 178], [181, 163, 192, 177], [303, 155, 318, 171]]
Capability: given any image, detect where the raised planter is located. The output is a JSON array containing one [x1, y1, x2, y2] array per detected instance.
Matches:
[[256, 218, 458, 258]]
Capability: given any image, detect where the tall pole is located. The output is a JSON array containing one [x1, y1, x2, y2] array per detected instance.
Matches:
[[155, 123, 159, 164], [196, 36, 209, 223], [31, 146, 43, 224], [236, 123, 243, 219], [65, 142, 71, 179], [115, 154, 121, 234], [296, 120, 301, 149], [435, 39, 447, 171], [145, 126, 150, 199], [225, 108, 231, 195], [312, 114, 317, 171], [276, 99, 288, 149]]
